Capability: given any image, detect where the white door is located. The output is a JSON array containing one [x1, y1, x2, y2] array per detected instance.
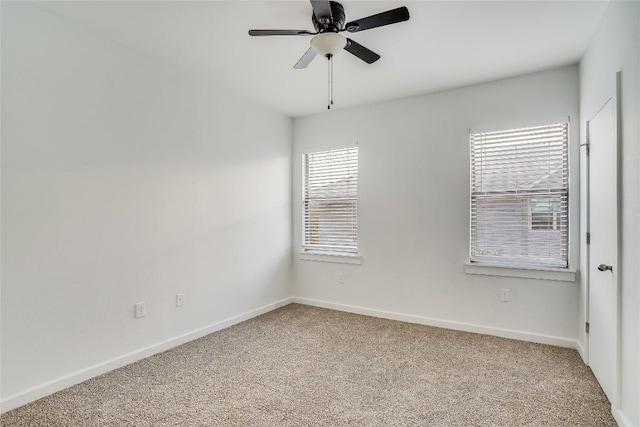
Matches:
[[587, 95, 619, 403]]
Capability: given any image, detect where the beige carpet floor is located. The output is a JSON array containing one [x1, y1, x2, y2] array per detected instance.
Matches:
[[2, 304, 615, 426]]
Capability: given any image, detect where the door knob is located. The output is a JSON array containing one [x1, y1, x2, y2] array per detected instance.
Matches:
[[597, 264, 613, 272]]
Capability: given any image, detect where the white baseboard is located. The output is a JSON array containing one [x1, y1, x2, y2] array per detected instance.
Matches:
[[576, 339, 588, 364], [292, 297, 577, 349], [613, 408, 631, 427], [0, 297, 293, 414]]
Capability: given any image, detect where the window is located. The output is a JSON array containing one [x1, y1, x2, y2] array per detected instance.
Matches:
[[303, 147, 358, 254], [470, 123, 569, 268]]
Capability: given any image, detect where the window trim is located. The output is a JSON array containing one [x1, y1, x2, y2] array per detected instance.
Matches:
[[298, 251, 362, 265], [464, 261, 576, 282]]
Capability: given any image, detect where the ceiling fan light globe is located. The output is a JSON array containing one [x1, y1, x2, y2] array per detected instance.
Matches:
[[310, 33, 347, 57]]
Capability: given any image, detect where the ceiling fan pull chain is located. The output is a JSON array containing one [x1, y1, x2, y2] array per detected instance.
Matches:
[[327, 54, 332, 110], [331, 55, 334, 106]]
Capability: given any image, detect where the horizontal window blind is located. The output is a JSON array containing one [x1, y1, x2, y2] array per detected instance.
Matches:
[[303, 147, 358, 253], [470, 123, 569, 268]]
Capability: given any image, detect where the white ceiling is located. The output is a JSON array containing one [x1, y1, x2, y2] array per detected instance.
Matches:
[[37, 1, 608, 117]]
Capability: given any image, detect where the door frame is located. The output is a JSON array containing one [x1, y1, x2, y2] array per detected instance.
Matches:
[[584, 71, 622, 408]]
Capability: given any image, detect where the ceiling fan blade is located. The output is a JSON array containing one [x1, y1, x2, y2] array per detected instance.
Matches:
[[345, 6, 410, 33], [344, 38, 380, 64], [294, 48, 318, 69], [310, 0, 333, 23], [248, 29, 315, 36]]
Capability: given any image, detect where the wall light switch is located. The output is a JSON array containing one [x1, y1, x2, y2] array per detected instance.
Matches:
[[337, 273, 345, 285], [176, 294, 184, 307], [500, 289, 510, 302]]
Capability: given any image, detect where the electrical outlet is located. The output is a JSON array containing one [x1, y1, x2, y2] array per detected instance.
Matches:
[[500, 289, 510, 302], [337, 273, 345, 285], [135, 302, 146, 318], [176, 294, 184, 307]]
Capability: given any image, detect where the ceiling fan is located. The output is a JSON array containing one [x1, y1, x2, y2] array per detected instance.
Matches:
[[249, 1, 410, 108]]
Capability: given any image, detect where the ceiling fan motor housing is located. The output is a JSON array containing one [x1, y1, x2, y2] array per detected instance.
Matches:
[[312, 1, 346, 32]]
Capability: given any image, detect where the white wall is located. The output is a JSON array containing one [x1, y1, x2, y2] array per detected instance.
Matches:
[[0, 2, 292, 409], [293, 66, 580, 345], [579, 2, 640, 425]]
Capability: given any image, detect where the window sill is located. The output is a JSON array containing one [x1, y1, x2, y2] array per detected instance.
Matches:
[[464, 262, 576, 282], [298, 252, 362, 265]]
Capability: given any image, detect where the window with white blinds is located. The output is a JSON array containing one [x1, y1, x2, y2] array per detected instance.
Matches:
[[303, 147, 358, 253], [470, 122, 569, 268]]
